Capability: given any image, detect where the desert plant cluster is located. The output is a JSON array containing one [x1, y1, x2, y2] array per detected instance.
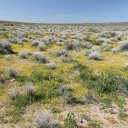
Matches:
[[0, 22, 128, 128]]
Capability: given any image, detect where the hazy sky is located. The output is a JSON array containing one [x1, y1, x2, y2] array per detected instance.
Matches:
[[0, 0, 127, 23]]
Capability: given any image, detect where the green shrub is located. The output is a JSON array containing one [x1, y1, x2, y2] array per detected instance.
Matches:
[[15, 76, 31, 83], [8, 94, 44, 123], [80, 67, 128, 95], [6, 96, 31, 122], [94, 71, 124, 94], [80, 66, 96, 81], [64, 113, 77, 128], [101, 32, 116, 38], [119, 107, 127, 119], [31, 67, 63, 83]]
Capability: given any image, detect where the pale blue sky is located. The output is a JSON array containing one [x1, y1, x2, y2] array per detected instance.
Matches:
[[0, 0, 127, 23]]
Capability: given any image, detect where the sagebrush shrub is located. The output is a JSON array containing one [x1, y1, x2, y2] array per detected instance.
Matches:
[[124, 51, 128, 56], [0, 41, 14, 54], [56, 49, 67, 56], [118, 42, 128, 50], [37, 42, 46, 51], [31, 40, 39, 46], [24, 82, 36, 96], [87, 46, 100, 54], [93, 38, 104, 45], [33, 52, 49, 63], [47, 62, 56, 69], [33, 110, 58, 128], [66, 43, 76, 50], [81, 42, 92, 49], [8, 87, 20, 100], [111, 47, 119, 53], [6, 67, 20, 77], [102, 43, 112, 51], [89, 51, 101, 60], [56, 41, 63, 46], [19, 50, 30, 58], [10, 37, 23, 45], [33, 52, 42, 60]]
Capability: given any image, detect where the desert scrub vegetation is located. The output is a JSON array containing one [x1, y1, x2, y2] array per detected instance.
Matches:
[[66, 43, 76, 50], [79, 64, 128, 95], [0, 40, 14, 54], [23, 82, 36, 96], [73, 63, 128, 105], [6, 67, 20, 77], [31, 40, 39, 46], [29, 66, 66, 100], [80, 41, 92, 49], [118, 41, 128, 50], [6, 83, 43, 122], [33, 110, 59, 128], [37, 42, 46, 51], [88, 50, 101, 60], [100, 32, 117, 39], [19, 50, 30, 58], [8, 87, 20, 100], [47, 62, 57, 69], [31, 66, 64, 83], [86, 47, 102, 60], [33, 52, 49, 63], [1, 23, 128, 127], [101, 43, 112, 51], [64, 113, 77, 128], [56, 49, 67, 56], [94, 71, 127, 94]]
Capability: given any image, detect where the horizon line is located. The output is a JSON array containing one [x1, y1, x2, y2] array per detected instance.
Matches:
[[1, 20, 128, 25]]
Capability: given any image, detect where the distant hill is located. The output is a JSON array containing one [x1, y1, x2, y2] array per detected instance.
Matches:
[[0, 20, 128, 26]]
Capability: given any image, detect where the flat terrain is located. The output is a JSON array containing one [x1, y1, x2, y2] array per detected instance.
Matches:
[[0, 22, 128, 128]]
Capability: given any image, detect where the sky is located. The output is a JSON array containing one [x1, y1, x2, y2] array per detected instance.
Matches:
[[0, 0, 128, 23]]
